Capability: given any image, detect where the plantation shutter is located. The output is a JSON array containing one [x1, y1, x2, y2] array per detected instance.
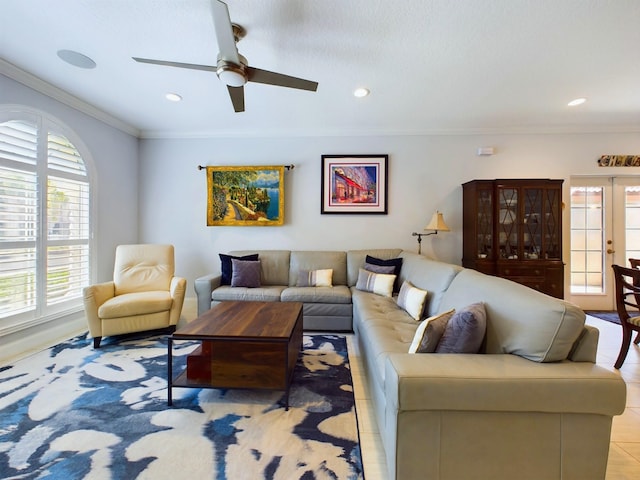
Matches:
[[0, 120, 38, 318], [46, 131, 90, 307], [0, 117, 91, 325]]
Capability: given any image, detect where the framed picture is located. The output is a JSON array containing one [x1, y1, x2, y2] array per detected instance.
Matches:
[[321, 154, 388, 214], [206, 165, 285, 226]]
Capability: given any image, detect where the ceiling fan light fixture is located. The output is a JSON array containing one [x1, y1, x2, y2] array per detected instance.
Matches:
[[354, 87, 370, 98], [217, 60, 247, 87]]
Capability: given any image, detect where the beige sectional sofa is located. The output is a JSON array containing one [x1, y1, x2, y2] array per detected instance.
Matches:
[[194, 249, 627, 480]]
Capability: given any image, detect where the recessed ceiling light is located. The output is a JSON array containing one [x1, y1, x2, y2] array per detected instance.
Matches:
[[568, 97, 587, 107], [354, 87, 370, 98], [57, 49, 96, 69], [165, 93, 182, 102]]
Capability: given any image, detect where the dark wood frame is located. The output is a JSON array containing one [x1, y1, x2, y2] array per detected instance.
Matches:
[[321, 154, 388, 214]]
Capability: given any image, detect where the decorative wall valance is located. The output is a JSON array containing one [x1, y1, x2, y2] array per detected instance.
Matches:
[[598, 155, 640, 167]]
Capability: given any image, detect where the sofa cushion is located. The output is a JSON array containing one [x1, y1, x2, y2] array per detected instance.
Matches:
[[435, 302, 486, 353], [439, 269, 585, 362], [228, 250, 290, 286], [281, 285, 352, 304], [409, 308, 455, 353], [289, 251, 347, 286], [397, 280, 429, 321], [211, 285, 285, 302], [231, 259, 261, 288], [356, 269, 395, 297], [296, 269, 333, 287], [397, 251, 463, 317], [219, 253, 259, 285]]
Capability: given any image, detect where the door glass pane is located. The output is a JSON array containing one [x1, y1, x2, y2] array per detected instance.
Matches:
[[626, 186, 640, 264], [570, 186, 604, 294]]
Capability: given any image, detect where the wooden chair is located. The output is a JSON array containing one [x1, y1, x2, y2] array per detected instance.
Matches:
[[630, 258, 640, 269], [611, 264, 640, 368]]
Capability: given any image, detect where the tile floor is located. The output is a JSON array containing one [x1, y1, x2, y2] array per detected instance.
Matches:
[[346, 315, 640, 480]]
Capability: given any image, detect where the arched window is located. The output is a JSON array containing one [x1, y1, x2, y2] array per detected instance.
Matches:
[[0, 109, 93, 332]]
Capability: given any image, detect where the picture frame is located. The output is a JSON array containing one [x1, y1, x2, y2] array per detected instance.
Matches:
[[321, 154, 388, 214], [206, 165, 285, 226]]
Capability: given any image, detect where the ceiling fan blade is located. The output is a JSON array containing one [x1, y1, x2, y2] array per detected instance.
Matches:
[[227, 85, 245, 112], [247, 67, 318, 92], [132, 57, 216, 72], [211, 0, 240, 64]]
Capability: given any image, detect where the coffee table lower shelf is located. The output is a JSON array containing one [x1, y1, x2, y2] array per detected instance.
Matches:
[[167, 336, 301, 410]]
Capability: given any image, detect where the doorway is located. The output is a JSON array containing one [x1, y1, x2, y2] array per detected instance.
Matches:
[[568, 176, 640, 310]]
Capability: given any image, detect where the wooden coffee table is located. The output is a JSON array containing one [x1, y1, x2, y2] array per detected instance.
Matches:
[[167, 301, 303, 409]]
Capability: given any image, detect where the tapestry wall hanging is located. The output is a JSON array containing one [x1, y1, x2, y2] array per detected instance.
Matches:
[[206, 165, 284, 226], [321, 154, 388, 214]]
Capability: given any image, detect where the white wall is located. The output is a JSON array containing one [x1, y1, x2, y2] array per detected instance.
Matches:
[[139, 131, 640, 297]]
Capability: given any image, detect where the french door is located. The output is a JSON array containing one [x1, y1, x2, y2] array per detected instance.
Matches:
[[568, 176, 640, 310]]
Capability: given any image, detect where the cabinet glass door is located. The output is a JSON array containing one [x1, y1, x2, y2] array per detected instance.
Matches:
[[523, 188, 542, 260], [476, 188, 493, 259], [498, 188, 518, 259]]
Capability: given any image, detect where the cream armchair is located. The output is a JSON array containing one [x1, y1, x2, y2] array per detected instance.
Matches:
[[83, 244, 186, 348]]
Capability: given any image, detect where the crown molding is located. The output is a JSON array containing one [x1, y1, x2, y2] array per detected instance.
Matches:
[[0, 58, 140, 138], [139, 123, 640, 139]]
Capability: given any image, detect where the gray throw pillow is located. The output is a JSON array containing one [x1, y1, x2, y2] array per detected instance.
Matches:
[[435, 302, 487, 353], [364, 262, 396, 275], [230, 259, 261, 288]]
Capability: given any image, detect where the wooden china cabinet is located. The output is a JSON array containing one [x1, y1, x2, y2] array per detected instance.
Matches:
[[462, 179, 564, 298]]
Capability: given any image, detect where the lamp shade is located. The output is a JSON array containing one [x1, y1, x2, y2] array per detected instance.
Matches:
[[424, 211, 450, 232]]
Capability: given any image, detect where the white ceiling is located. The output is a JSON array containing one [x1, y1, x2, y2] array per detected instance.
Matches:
[[1, 0, 639, 138]]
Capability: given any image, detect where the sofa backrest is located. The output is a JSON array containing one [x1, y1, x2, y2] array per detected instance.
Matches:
[[398, 251, 463, 317], [289, 251, 348, 286], [346, 249, 403, 286], [228, 250, 290, 286], [439, 268, 586, 362]]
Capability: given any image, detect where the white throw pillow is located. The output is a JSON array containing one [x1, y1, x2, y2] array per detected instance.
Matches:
[[397, 280, 429, 321], [355, 268, 396, 297], [408, 309, 456, 354], [297, 268, 333, 287]]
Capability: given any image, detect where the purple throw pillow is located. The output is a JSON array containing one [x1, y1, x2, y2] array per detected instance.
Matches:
[[435, 302, 487, 353], [219, 253, 259, 285], [230, 259, 261, 288]]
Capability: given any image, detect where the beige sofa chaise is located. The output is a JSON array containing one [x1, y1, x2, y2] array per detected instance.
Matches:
[[194, 249, 627, 480]]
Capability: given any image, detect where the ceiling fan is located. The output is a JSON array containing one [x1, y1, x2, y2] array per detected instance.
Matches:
[[132, 0, 318, 113]]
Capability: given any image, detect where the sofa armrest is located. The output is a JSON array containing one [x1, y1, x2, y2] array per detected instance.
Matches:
[[194, 273, 222, 316], [385, 353, 626, 417], [568, 324, 599, 362], [82, 281, 115, 336]]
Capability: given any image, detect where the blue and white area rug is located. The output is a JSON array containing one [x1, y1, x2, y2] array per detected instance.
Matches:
[[0, 332, 364, 479]]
